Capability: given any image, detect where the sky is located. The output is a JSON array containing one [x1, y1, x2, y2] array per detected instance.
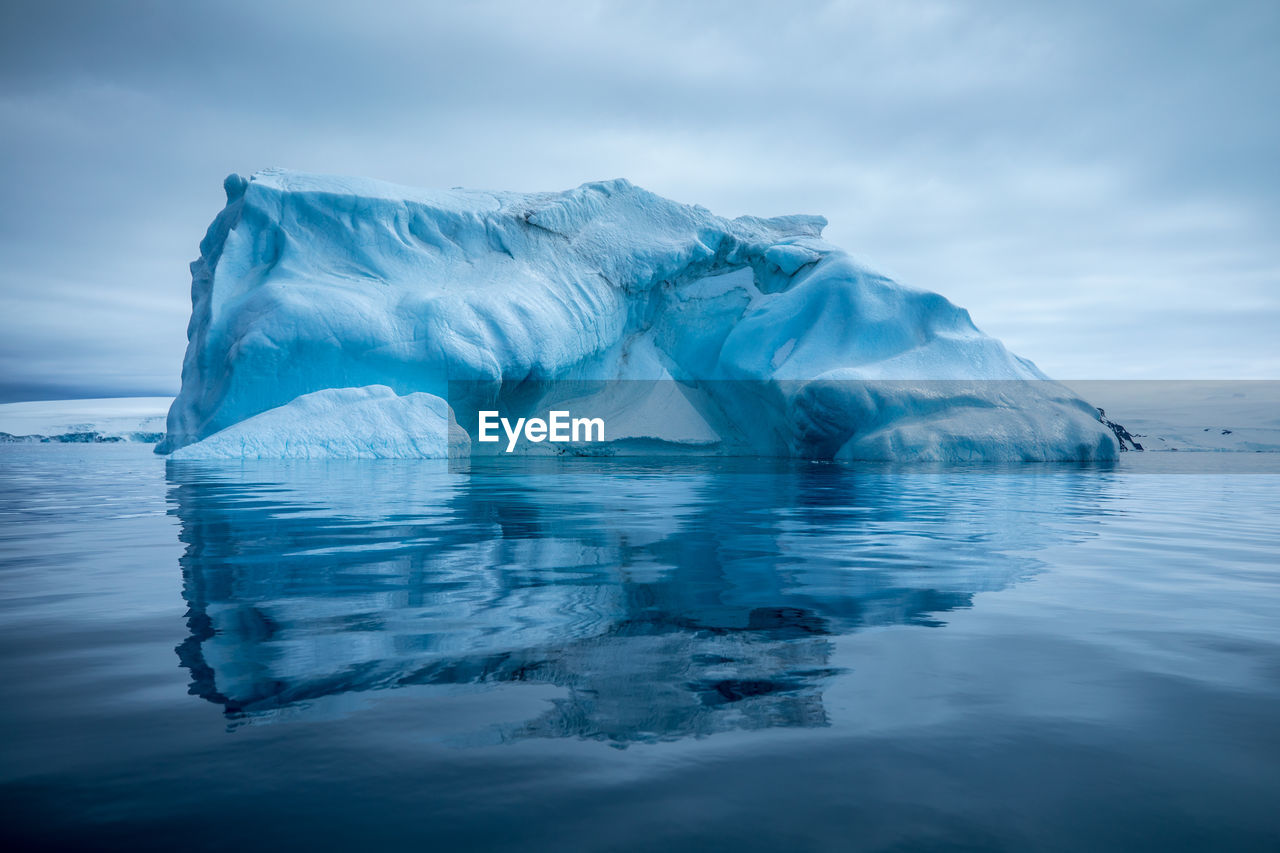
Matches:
[[1, 0, 1277, 401]]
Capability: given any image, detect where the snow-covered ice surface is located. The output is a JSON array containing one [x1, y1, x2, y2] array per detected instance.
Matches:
[[1067, 381, 1280, 453], [159, 169, 1118, 462], [0, 397, 172, 443]]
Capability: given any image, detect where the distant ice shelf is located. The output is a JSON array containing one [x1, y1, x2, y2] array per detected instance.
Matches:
[[0, 397, 172, 444], [1067, 381, 1280, 454]]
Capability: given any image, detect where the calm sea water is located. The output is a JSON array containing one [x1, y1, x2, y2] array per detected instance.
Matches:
[[2, 445, 1278, 851]]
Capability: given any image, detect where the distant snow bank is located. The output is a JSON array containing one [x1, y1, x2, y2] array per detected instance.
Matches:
[[1066, 381, 1280, 453], [0, 397, 172, 443]]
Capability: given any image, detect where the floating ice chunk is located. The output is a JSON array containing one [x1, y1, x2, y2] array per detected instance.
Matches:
[[169, 386, 467, 460]]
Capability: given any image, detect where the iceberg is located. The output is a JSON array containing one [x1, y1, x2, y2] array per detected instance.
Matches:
[[159, 169, 1117, 462]]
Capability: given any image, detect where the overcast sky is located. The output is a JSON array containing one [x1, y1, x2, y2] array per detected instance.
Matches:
[[1, 0, 1276, 401]]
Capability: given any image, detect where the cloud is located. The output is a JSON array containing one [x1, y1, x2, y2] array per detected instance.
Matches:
[[1, 0, 1277, 400]]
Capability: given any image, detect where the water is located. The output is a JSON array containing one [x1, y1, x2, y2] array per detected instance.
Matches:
[[2, 445, 1278, 851]]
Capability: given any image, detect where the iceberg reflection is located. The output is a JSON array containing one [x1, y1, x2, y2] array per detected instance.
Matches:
[[168, 460, 1109, 744]]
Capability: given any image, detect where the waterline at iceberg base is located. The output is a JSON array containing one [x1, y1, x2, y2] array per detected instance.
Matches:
[[158, 170, 1117, 462]]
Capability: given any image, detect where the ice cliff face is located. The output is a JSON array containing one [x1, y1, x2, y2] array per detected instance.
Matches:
[[159, 169, 1116, 461]]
